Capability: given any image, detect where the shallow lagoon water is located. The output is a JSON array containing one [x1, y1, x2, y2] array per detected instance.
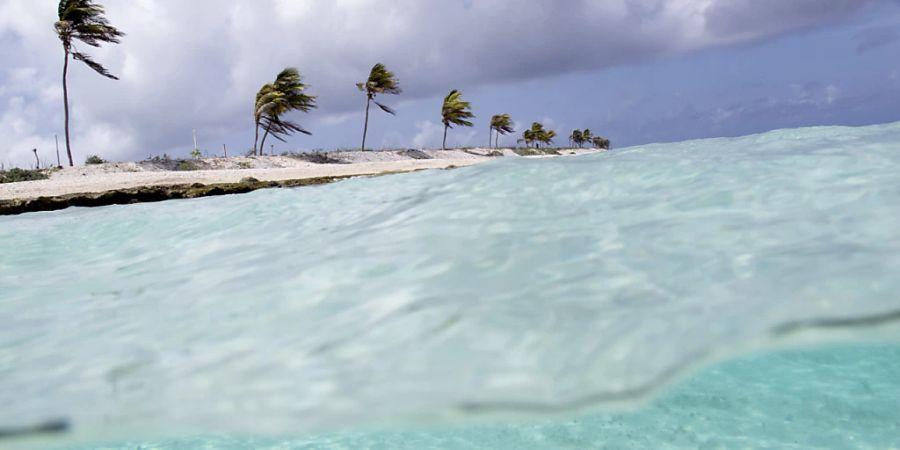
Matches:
[[2, 122, 900, 449]]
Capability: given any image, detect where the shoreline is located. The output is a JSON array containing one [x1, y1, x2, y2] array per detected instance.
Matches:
[[0, 148, 599, 215]]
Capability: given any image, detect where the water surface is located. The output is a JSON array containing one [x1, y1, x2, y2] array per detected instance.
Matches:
[[2, 122, 899, 448]]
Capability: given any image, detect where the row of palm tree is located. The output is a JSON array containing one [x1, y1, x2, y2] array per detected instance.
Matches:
[[519, 122, 558, 148], [569, 129, 611, 149], [55, 0, 610, 164]]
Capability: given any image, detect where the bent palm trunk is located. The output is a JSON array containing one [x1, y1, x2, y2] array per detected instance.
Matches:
[[443, 124, 448, 150], [62, 48, 73, 167], [361, 97, 371, 151]]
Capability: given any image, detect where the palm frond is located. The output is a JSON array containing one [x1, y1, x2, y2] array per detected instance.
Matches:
[[442, 89, 475, 128], [57, 0, 124, 79], [491, 113, 515, 135], [71, 50, 118, 79], [374, 100, 396, 115], [255, 67, 318, 142], [365, 63, 402, 96]]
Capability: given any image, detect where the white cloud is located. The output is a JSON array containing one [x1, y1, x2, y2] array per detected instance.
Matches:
[[412, 120, 444, 149], [825, 84, 841, 104], [0, 0, 876, 166]]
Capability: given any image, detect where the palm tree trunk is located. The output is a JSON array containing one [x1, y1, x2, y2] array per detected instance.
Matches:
[[443, 124, 448, 150], [489, 126, 493, 148], [495, 132, 500, 149], [253, 122, 260, 156], [259, 124, 271, 156], [62, 47, 73, 167], [361, 97, 371, 151]]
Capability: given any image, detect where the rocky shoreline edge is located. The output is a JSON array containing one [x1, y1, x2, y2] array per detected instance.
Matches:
[[0, 174, 382, 216]]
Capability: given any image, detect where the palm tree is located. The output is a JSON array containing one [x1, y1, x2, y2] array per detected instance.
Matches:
[[527, 123, 545, 148], [490, 114, 515, 148], [357, 63, 401, 151], [518, 130, 533, 148], [254, 68, 317, 155], [542, 129, 557, 147], [56, 0, 124, 167], [570, 129, 584, 148], [582, 129, 593, 145], [592, 136, 611, 150], [441, 90, 474, 150]]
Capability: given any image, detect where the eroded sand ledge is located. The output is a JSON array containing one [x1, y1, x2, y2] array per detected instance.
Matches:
[[1, 149, 600, 215]]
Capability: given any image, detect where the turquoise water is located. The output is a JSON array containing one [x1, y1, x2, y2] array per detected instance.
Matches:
[[2, 122, 900, 449], [61, 345, 900, 449]]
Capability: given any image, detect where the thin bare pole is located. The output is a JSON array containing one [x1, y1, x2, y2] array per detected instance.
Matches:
[[55, 135, 61, 168]]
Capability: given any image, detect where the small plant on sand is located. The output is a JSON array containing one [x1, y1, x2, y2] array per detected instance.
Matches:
[[190, 148, 202, 159], [237, 161, 252, 169], [441, 90, 475, 150], [358, 63, 402, 151], [0, 168, 50, 184], [84, 154, 106, 165]]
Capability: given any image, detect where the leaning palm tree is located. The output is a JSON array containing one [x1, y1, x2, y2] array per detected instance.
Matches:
[[489, 114, 515, 148], [527, 122, 546, 148], [582, 129, 593, 145], [592, 136, 611, 150], [254, 68, 317, 155], [518, 129, 535, 148], [543, 129, 557, 147], [441, 90, 475, 150], [56, 0, 124, 166], [570, 129, 584, 148], [358, 63, 401, 151]]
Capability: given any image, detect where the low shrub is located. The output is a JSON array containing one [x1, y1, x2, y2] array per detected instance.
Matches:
[[0, 168, 49, 184], [176, 160, 198, 171], [513, 148, 561, 157], [85, 155, 106, 165]]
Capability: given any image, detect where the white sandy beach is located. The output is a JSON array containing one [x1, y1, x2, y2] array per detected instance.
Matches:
[[0, 148, 599, 201]]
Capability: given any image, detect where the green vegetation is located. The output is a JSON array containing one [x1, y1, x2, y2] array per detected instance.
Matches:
[[592, 136, 611, 149], [84, 154, 106, 165], [489, 114, 515, 148], [253, 68, 317, 156], [358, 63, 401, 151], [570, 129, 584, 147], [513, 148, 561, 157], [176, 160, 198, 171], [190, 148, 202, 159], [56, 0, 124, 167], [441, 90, 475, 150], [519, 122, 556, 148], [145, 153, 171, 163], [0, 168, 50, 184], [569, 128, 611, 149]]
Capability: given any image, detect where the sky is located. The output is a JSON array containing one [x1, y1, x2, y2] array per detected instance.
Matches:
[[0, 0, 898, 166]]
